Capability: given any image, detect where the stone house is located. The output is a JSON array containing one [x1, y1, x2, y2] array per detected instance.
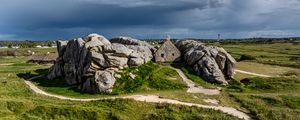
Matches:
[[155, 36, 181, 62]]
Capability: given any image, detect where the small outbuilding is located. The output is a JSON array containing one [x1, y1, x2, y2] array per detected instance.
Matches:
[[28, 53, 58, 64], [155, 35, 181, 62]]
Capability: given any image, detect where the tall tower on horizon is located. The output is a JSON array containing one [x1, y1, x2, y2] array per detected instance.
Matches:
[[218, 34, 221, 41]]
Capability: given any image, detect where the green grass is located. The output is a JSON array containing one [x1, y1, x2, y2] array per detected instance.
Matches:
[[2, 45, 300, 120], [0, 48, 57, 54], [224, 77, 300, 120], [0, 56, 242, 120], [1, 99, 240, 120], [229, 94, 300, 120], [113, 62, 187, 94], [21, 62, 186, 97], [220, 43, 300, 68]]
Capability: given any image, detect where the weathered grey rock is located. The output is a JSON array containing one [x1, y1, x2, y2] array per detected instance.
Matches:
[[128, 57, 144, 66], [47, 57, 64, 80], [110, 36, 156, 53], [81, 70, 116, 93], [56, 40, 68, 56], [194, 55, 227, 84], [111, 43, 133, 57], [87, 33, 111, 46], [128, 45, 153, 66], [176, 40, 236, 85], [90, 51, 107, 68], [184, 49, 205, 65], [62, 39, 85, 85], [128, 72, 136, 79], [48, 33, 154, 93], [104, 53, 128, 68]]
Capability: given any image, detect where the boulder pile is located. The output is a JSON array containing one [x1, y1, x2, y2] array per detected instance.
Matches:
[[176, 40, 236, 85], [48, 34, 154, 93]]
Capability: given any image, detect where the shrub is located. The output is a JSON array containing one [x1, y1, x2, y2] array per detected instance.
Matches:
[[239, 54, 256, 61], [289, 56, 300, 61], [281, 71, 300, 76]]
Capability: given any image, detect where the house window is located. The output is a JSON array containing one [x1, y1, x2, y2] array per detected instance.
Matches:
[[161, 53, 164, 58], [172, 53, 175, 56]]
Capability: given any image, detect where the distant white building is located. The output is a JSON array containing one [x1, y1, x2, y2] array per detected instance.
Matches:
[[0, 46, 8, 49], [11, 46, 20, 48]]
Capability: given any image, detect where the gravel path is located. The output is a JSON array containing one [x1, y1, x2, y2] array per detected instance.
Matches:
[[24, 75, 251, 120], [0, 63, 13, 66], [171, 67, 220, 95], [235, 69, 271, 77]]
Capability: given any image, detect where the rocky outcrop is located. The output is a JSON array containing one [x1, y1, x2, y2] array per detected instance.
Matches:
[[48, 33, 154, 93], [111, 36, 155, 66], [176, 40, 236, 85], [111, 36, 156, 53]]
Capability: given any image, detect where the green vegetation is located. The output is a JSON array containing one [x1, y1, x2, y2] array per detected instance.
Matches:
[[21, 62, 187, 97], [220, 43, 300, 68], [1, 99, 239, 120], [238, 54, 256, 61], [0, 40, 55, 48], [113, 62, 187, 94], [0, 48, 57, 54], [1, 42, 300, 119], [0, 56, 240, 120], [225, 77, 300, 120]]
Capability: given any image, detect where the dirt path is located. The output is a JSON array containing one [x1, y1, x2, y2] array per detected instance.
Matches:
[[24, 76, 250, 120], [0, 63, 13, 66], [235, 69, 271, 77], [171, 67, 220, 95]]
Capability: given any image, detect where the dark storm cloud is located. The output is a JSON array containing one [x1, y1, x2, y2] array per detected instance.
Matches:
[[0, 0, 300, 40]]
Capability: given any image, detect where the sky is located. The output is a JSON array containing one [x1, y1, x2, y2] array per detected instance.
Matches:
[[1, 0, 300, 40]]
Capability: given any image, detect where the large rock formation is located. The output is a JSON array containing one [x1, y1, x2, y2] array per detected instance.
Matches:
[[176, 40, 236, 85], [111, 36, 155, 66], [48, 33, 154, 93]]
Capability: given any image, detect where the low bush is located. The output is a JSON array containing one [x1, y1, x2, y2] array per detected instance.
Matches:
[[239, 54, 256, 61]]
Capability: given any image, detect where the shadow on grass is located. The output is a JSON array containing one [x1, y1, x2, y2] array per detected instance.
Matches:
[[17, 68, 86, 94]]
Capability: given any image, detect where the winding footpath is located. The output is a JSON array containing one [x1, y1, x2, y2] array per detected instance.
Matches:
[[171, 67, 221, 95], [24, 74, 251, 120], [235, 69, 271, 77]]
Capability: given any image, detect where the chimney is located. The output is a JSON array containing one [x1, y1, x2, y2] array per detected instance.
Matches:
[[166, 34, 171, 41]]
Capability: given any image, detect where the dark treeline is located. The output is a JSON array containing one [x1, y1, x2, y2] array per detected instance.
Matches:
[[143, 37, 300, 44], [0, 40, 56, 48], [1, 37, 300, 48]]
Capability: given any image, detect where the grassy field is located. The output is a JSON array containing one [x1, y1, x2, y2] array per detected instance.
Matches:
[[234, 61, 300, 80], [0, 56, 241, 120], [225, 77, 300, 120], [1, 42, 300, 120], [0, 47, 57, 54], [220, 43, 300, 68]]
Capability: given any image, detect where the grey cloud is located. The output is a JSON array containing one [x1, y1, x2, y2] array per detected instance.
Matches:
[[0, 0, 300, 40]]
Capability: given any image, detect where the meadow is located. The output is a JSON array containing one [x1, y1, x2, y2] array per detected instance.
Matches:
[[1, 42, 300, 120], [219, 43, 300, 68], [0, 56, 239, 120]]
